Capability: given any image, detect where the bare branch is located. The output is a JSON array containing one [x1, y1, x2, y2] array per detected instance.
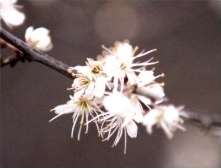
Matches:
[[0, 28, 73, 79], [1, 28, 221, 131], [182, 110, 221, 128]]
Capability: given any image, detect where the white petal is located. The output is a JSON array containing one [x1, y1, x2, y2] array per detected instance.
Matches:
[[33, 27, 50, 36], [142, 110, 161, 129], [52, 104, 75, 115], [74, 89, 85, 98], [148, 84, 165, 98], [126, 121, 137, 138], [133, 110, 143, 123], [1, 7, 25, 27], [1, 0, 17, 5], [139, 85, 165, 101], [94, 78, 106, 98], [146, 125, 153, 134], [103, 92, 131, 115], [116, 43, 133, 61], [126, 72, 137, 85], [49, 102, 76, 123], [72, 78, 80, 87], [138, 71, 155, 86], [103, 56, 118, 79], [85, 82, 95, 94], [29, 28, 48, 41], [25, 26, 34, 41], [163, 106, 180, 123], [161, 121, 173, 139], [74, 66, 91, 76], [122, 110, 133, 127], [35, 36, 53, 51], [138, 95, 151, 106]]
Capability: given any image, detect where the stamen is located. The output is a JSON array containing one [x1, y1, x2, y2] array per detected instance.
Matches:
[[48, 113, 63, 122], [85, 112, 89, 134], [133, 46, 139, 55], [67, 87, 74, 90], [102, 45, 115, 56], [113, 124, 123, 146], [71, 112, 80, 138], [103, 122, 119, 141], [133, 48, 157, 60], [77, 124, 82, 141], [131, 60, 159, 67], [160, 82, 165, 87], [155, 73, 165, 79], [124, 128, 127, 154]]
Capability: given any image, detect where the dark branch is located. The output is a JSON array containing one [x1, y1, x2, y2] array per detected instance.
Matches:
[[1, 28, 221, 132], [0, 28, 73, 79], [182, 110, 221, 128]]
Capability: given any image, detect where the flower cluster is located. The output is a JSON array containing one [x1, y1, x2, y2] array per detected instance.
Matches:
[[50, 40, 185, 153]]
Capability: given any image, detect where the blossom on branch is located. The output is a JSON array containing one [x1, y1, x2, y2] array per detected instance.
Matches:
[[135, 70, 165, 109], [49, 93, 103, 140], [50, 40, 185, 153], [142, 105, 186, 139], [25, 26, 53, 52], [98, 41, 158, 91], [89, 91, 143, 154], [72, 58, 109, 98], [0, 0, 25, 28]]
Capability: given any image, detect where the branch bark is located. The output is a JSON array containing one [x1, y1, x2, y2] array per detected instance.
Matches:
[[0, 28, 73, 79], [1, 28, 221, 132], [182, 110, 221, 128]]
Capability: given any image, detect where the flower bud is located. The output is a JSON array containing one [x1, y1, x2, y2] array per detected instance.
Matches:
[[25, 26, 53, 52]]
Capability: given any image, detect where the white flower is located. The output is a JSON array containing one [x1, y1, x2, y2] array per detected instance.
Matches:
[[0, 0, 25, 28], [73, 58, 109, 98], [25, 26, 53, 52], [136, 71, 165, 108], [49, 93, 102, 141], [142, 105, 186, 139], [137, 70, 156, 86], [91, 92, 143, 154], [101, 41, 158, 91], [71, 70, 95, 98]]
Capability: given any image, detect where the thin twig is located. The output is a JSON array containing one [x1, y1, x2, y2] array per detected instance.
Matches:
[[0, 28, 73, 79], [1, 51, 26, 67], [1, 54, 19, 67], [182, 110, 221, 128], [1, 28, 221, 131]]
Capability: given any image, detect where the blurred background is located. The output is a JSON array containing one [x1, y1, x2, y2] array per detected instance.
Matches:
[[1, 1, 221, 167]]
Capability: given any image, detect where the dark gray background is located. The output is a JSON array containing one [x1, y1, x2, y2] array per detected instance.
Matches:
[[1, 1, 221, 167]]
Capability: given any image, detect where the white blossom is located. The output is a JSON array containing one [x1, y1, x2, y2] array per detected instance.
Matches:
[[49, 93, 102, 141], [0, 0, 25, 28], [70, 69, 95, 98], [25, 26, 53, 52], [72, 58, 109, 98], [91, 92, 143, 154], [136, 70, 165, 108], [100, 41, 158, 91], [51, 40, 187, 153], [142, 105, 186, 139]]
